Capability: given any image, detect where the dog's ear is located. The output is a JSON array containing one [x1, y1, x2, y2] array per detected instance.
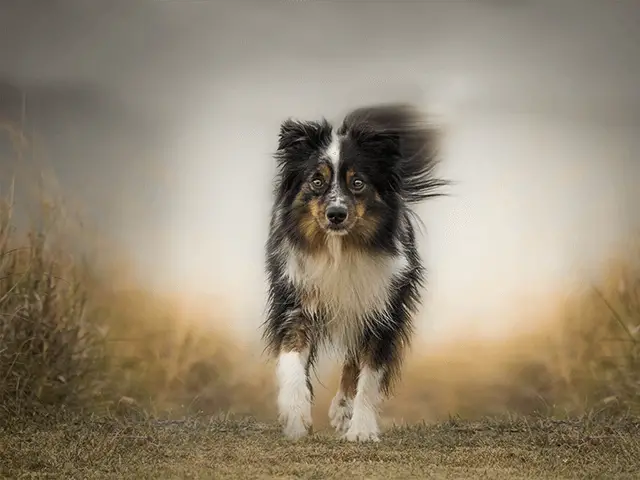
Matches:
[[277, 119, 307, 151], [339, 108, 402, 159], [350, 127, 401, 158], [277, 118, 332, 152]]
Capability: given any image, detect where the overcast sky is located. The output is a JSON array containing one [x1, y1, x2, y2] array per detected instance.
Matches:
[[1, 0, 639, 341]]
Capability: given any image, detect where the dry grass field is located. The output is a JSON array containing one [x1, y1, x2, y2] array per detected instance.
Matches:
[[2, 125, 640, 478], [2, 413, 640, 479]]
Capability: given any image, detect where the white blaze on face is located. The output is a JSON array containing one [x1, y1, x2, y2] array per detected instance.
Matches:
[[324, 131, 346, 208], [325, 130, 341, 168]]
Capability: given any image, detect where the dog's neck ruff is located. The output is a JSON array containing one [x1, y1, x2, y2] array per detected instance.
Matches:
[[282, 236, 409, 351]]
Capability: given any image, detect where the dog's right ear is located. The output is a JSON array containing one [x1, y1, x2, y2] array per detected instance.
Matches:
[[277, 118, 308, 151], [277, 118, 332, 152]]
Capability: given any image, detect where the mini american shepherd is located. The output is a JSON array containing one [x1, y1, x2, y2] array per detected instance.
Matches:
[[263, 103, 446, 442]]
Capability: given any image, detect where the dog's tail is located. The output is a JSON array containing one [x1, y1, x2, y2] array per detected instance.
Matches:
[[340, 103, 449, 204]]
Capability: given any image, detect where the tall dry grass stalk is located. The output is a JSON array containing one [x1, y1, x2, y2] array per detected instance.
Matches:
[[0, 185, 104, 415], [1, 121, 274, 421], [551, 254, 640, 414], [0, 177, 275, 419], [374, 247, 640, 424], [0, 181, 276, 420]]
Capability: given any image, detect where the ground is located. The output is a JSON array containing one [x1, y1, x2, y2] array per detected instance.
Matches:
[[1, 414, 639, 479]]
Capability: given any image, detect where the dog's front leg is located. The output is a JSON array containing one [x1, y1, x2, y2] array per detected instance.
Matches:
[[343, 361, 384, 442], [274, 309, 316, 440], [329, 355, 359, 433], [343, 317, 409, 443]]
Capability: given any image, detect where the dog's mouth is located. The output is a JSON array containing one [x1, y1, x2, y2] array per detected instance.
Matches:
[[326, 224, 350, 236], [320, 218, 358, 236]]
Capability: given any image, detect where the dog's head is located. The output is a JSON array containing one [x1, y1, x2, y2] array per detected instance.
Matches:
[[272, 104, 445, 253], [273, 113, 412, 252]]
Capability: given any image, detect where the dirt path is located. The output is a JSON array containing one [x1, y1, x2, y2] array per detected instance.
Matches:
[[2, 415, 639, 479]]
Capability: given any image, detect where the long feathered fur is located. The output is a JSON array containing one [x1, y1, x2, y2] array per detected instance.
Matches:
[[338, 103, 449, 204]]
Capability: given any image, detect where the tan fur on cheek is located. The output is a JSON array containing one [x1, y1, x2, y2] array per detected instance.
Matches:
[[297, 197, 327, 247], [308, 198, 321, 219], [300, 213, 320, 243], [353, 212, 382, 241]]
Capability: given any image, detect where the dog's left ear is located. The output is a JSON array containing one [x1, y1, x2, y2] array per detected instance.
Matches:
[[350, 128, 401, 158], [277, 118, 332, 152], [370, 131, 401, 157]]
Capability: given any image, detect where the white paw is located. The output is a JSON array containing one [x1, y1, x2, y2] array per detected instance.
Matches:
[[329, 393, 353, 433], [343, 428, 380, 442], [278, 388, 313, 440], [342, 412, 380, 442], [280, 409, 312, 440]]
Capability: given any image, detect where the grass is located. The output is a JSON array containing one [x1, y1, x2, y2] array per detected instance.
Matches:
[[2, 413, 640, 479], [2, 123, 640, 478]]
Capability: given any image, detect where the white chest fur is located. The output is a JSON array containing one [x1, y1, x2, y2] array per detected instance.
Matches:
[[283, 238, 409, 349]]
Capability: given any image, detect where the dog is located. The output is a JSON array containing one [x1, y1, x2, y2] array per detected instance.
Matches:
[[262, 103, 446, 442]]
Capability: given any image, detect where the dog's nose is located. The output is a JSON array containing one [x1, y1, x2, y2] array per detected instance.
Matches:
[[326, 205, 348, 225]]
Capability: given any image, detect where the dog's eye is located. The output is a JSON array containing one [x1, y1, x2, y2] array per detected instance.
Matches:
[[311, 177, 325, 190], [351, 178, 365, 192]]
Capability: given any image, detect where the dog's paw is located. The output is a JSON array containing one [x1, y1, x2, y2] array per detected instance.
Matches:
[[279, 409, 312, 440], [342, 411, 380, 442], [329, 393, 352, 433], [342, 428, 380, 442], [277, 387, 312, 440]]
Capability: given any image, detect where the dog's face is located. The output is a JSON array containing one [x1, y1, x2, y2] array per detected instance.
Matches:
[[274, 118, 403, 251]]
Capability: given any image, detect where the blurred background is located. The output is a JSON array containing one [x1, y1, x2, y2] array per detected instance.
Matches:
[[1, 0, 639, 422]]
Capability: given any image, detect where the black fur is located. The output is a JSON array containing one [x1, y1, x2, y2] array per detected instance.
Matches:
[[339, 103, 449, 204]]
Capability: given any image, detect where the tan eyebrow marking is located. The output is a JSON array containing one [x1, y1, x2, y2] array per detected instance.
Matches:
[[318, 163, 332, 181], [346, 169, 356, 183]]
